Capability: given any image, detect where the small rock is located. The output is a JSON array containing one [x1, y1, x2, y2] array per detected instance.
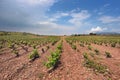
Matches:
[[4, 74, 8, 78]]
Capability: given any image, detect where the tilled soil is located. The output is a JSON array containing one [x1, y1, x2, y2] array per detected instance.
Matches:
[[0, 42, 54, 80], [44, 39, 107, 80], [91, 44, 120, 80], [0, 38, 120, 80], [12, 42, 60, 80]]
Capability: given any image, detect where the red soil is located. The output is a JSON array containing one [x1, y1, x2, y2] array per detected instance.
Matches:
[[91, 44, 120, 80], [43, 39, 107, 80], [0, 38, 120, 80]]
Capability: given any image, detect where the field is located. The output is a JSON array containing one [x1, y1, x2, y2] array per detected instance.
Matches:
[[0, 32, 120, 80]]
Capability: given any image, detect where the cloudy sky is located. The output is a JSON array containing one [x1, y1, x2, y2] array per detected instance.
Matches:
[[0, 0, 120, 35]]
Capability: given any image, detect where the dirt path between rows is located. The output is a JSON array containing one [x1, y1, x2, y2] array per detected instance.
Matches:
[[44, 38, 106, 80], [1, 37, 119, 80], [0, 42, 52, 80], [91, 44, 120, 80], [0, 46, 31, 63], [11, 41, 61, 80]]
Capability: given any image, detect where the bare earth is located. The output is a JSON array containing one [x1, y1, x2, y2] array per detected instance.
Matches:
[[0, 38, 120, 80]]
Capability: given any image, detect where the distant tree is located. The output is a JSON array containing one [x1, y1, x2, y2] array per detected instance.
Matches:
[[89, 33, 96, 35], [0, 32, 9, 36], [22, 32, 27, 35]]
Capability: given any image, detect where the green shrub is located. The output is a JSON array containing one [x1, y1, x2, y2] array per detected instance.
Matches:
[[94, 49, 99, 55], [13, 50, 19, 57], [45, 51, 60, 68], [80, 43, 84, 47], [105, 51, 112, 58], [90, 52, 95, 57], [72, 45, 76, 50], [88, 45, 92, 50], [46, 46, 49, 50], [32, 44, 36, 49], [107, 78, 112, 80], [111, 43, 116, 47], [29, 49, 39, 61], [83, 52, 107, 73], [99, 42, 102, 45], [57, 43, 62, 50], [44, 43, 62, 69], [8, 43, 15, 49], [0, 45, 3, 49], [52, 41, 57, 46], [41, 48, 45, 53], [105, 44, 107, 46], [83, 52, 88, 60]]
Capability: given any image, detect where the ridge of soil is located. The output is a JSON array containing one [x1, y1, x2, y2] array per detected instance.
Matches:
[[0, 38, 120, 80], [43, 39, 107, 80]]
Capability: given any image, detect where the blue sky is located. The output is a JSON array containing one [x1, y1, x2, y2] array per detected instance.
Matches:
[[0, 0, 120, 35]]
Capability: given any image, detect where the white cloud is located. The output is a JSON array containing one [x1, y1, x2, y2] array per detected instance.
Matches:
[[68, 10, 91, 26], [35, 21, 75, 35], [37, 21, 74, 30], [103, 3, 110, 8], [94, 3, 110, 15], [18, 0, 57, 15], [0, 0, 100, 35], [46, 10, 91, 34], [71, 10, 90, 20], [99, 16, 120, 23], [49, 10, 91, 24], [90, 26, 107, 32], [98, 12, 104, 15], [18, 0, 57, 6], [49, 12, 69, 22]]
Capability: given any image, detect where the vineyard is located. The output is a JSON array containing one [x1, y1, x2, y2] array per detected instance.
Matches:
[[0, 32, 120, 80]]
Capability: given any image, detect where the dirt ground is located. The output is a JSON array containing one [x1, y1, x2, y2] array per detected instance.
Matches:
[[91, 44, 120, 80], [0, 38, 120, 80]]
